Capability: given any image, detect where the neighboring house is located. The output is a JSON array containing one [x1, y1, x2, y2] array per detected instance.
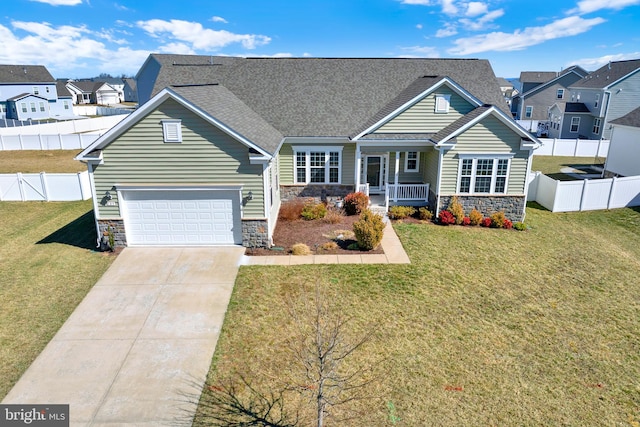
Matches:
[[55, 80, 74, 116], [0, 64, 69, 119], [511, 66, 588, 121], [76, 55, 540, 248], [496, 77, 518, 108], [101, 77, 125, 102], [603, 106, 640, 177], [555, 59, 640, 139], [66, 81, 120, 105], [123, 78, 138, 103]]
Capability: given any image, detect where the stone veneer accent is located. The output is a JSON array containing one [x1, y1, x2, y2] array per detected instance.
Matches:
[[242, 219, 270, 248], [280, 184, 354, 204], [97, 219, 127, 249], [439, 195, 526, 222]]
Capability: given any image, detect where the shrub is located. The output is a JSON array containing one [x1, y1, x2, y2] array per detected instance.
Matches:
[[469, 208, 483, 226], [301, 202, 327, 220], [490, 211, 507, 229], [279, 199, 305, 221], [417, 207, 433, 221], [291, 243, 311, 255], [503, 219, 513, 229], [352, 209, 385, 250], [462, 216, 471, 226], [438, 210, 456, 225], [388, 205, 416, 220], [447, 196, 465, 225], [318, 241, 339, 252], [343, 192, 369, 215], [513, 221, 527, 231], [322, 208, 344, 224], [481, 217, 492, 227]]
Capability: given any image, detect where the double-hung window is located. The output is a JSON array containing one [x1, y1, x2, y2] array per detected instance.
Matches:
[[556, 89, 564, 99], [592, 118, 601, 135], [405, 151, 419, 172], [525, 106, 533, 118], [458, 156, 511, 194], [294, 147, 342, 184], [570, 117, 580, 133]]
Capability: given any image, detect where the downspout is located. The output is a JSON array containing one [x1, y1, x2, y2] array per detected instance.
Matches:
[[602, 90, 612, 139], [86, 161, 102, 248], [434, 146, 443, 215]]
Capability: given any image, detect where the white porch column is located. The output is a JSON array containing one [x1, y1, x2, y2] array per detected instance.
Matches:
[[394, 151, 400, 201], [355, 145, 362, 191]]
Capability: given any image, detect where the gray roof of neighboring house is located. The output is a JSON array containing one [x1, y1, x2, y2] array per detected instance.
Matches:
[[146, 55, 509, 139], [496, 77, 513, 88], [565, 102, 591, 113], [571, 59, 640, 89], [7, 93, 48, 102], [69, 81, 116, 93], [56, 81, 73, 98], [171, 85, 284, 156], [610, 106, 640, 128], [519, 71, 557, 84], [124, 78, 137, 91], [0, 65, 55, 83]]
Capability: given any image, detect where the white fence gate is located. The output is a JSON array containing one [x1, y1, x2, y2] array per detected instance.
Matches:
[[528, 171, 640, 212], [0, 171, 92, 201]]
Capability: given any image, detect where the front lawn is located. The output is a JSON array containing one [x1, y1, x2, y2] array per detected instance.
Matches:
[[0, 201, 114, 398], [195, 204, 640, 426], [0, 150, 85, 173]]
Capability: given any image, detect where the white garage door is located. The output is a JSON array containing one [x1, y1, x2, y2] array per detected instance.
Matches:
[[122, 189, 242, 246]]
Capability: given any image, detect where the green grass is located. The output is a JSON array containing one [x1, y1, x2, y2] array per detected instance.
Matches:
[[0, 150, 85, 173], [195, 204, 640, 426], [531, 155, 605, 181], [0, 201, 114, 398]]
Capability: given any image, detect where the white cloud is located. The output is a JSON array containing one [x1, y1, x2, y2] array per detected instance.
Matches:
[[0, 21, 149, 77], [465, 2, 488, 17], [211, 16, 228, 24], [449, 15, 606, 55], [28, 0, 82, 5], [399, 45, 440, 57], [435, 23, 458, 37], [441, 0, 458, 14], [570, 0, 640, 14], [157, 42, 195, 55], [137, 19, 271, 50], [416, 23, 424, 29], [458, 8, 504, 30], [568, 51, 640, 70]]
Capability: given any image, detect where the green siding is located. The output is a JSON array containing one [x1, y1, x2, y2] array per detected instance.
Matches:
[[375, 87, 475, 133], [93, 99, 265, 219], [423, 149, 439, 191], [279, 143, 355, 186], [440, 116, 529, 194], [386, 151, 430, 183]]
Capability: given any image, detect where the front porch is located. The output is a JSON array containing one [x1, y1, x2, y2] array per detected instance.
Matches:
[[359, 183, 430, 213]]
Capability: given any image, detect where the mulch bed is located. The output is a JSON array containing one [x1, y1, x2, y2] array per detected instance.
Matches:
[[246, 215, 385, 256]]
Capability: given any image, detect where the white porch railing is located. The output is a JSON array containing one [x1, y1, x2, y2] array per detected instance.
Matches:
[[357, 183, 370, 196], [385, 183, 430, 206]]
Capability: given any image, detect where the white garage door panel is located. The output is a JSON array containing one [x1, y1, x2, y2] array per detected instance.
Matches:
[[123, 190, 241, 246]]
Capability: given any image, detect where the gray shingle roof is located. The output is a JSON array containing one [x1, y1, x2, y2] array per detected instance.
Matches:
[[0, 65, 55, 83], [430, 105, 493, 144], [56, 81, 73, 98], [610, 106, 640, 128], [519, 71, 557, 84], [124, 78, 137, 91], [146, 55, 508, 139], [171, 85, 283, 156], [570, 59, 640, 89]]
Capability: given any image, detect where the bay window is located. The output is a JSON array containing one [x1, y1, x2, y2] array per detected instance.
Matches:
[[457, 156, 511, 194], [294, 147, 342, 184]]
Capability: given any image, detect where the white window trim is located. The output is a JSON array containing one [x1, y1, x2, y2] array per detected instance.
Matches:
[[592, 118, 601, 135], [525, 106, 533, 118], [434, 94, 451, 113], [161, 119, 182, 143], [404, 151, 419, 172], [292, 146, 343, 184], [594, 93, 600, 108], [570, 117, 580, 133], [33, 86, 39, 95], [456, 154, 513, 195], [557, 89, 564, 99]]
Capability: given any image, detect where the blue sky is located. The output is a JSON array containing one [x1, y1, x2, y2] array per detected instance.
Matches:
[[1, 0, 639, 79]]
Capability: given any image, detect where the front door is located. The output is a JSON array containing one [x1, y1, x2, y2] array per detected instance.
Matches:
[[364, 155, 385, 193]]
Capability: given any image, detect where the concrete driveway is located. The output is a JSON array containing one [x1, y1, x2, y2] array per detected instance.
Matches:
[[2, 246, 246, 426]]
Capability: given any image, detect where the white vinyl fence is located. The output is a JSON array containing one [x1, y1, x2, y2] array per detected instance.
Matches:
[[0, 115, 127, 136], [73, 106, 134, 116], [528, 171, 640, 212], [0, 171, 92, 201], [0, 133, 99, 150], [534, 138, 610, 157]]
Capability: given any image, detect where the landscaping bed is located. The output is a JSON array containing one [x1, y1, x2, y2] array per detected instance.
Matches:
[[247, 214, 384, 256]]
